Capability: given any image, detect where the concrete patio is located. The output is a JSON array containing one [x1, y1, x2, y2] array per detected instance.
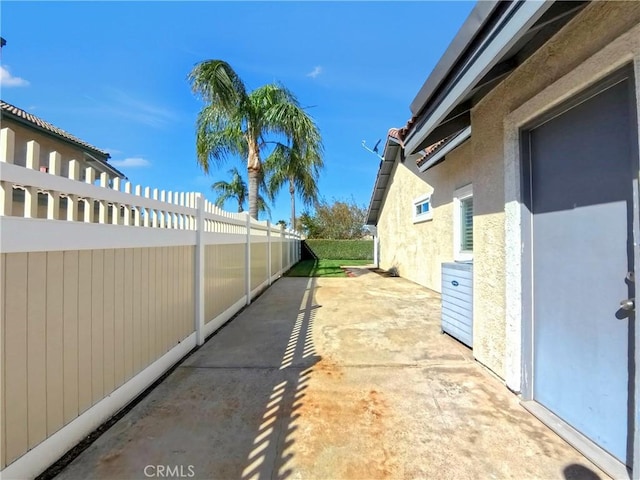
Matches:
[[53, 269, 606, 480]]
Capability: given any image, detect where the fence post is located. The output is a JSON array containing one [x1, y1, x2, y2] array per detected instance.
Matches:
[[67, 159, 80, 221], [83, 167, 96, 223], [24, 140, 39, 218], [0, 127, 15, 216], [47, 152, 61, 220], [110, 177, 121, 225], [195, 194, 206, 345], [267, 220, 272, 285], [245, 212, 251, 305], [280, 226, 284, 275]]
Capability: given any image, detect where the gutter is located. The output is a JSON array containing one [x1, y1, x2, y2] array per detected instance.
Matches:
[[365, 137, 402, 226]]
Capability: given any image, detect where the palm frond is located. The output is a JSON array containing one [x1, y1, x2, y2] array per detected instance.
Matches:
[[211, 167, 248, 211], [196, 105, 245, 172], [188, 60, 247, 110]]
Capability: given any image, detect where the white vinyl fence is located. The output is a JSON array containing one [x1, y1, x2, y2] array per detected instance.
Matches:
[[0, 127, 301, 479]]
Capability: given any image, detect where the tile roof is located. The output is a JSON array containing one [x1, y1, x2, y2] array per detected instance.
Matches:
[[416, 129, 468, 168], [1, 100, 110, 158], [387, 127, 402, 141]]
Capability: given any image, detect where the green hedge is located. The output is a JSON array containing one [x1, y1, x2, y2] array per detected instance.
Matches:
[[304, 239, 373, 260]]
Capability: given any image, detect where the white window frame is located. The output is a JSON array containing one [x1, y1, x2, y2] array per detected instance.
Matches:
[[453, 183, 473, 261], [412, 193, 433, 223]]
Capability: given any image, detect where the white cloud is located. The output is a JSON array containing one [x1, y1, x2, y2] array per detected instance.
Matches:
[[306, 66, 323, 79], [0, 66, 29, 87], [110, 157, 151, 168]]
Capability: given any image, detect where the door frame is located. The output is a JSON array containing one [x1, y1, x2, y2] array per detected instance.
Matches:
[[522, 65, 637, 474], [502, 32, 640, 478]]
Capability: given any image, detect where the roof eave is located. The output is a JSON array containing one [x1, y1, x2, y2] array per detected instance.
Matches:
[[417, 126, 472, 173], [365, 138, 402, 226], [2, 110, 126, 179], [409, 1, 500, 116], [3, 110, 111, 159], [404, 0, 554, 154]]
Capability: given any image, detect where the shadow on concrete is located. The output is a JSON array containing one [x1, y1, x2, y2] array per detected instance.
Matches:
[[562, 463, 603, 480], [239, 277, 322, 480], [50, 277, 322, 480]]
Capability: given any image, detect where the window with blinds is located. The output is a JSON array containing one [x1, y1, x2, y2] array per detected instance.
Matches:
[[454, 184, 473, 261], [460, 196, 473, 251]]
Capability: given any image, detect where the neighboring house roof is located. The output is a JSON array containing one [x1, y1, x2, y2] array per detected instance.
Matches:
[[0, 100, 126, 179]]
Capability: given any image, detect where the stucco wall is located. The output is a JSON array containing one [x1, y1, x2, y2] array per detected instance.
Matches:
[[375, 1, 640, 381], [377, 141, 472, 293], [6, 120, 100, 177], [470, 0, 640, 379]]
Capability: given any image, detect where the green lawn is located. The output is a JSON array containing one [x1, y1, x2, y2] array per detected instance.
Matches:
[[285, 259, 371, 277]]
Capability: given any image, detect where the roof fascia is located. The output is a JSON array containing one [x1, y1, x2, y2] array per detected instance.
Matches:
[[417, 126, 472, 173], [409, 1, 500, 115], [404, 0, 553, 154]]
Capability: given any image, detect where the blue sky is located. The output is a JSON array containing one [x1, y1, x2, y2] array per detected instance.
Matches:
[[1, 1, 474, 225]]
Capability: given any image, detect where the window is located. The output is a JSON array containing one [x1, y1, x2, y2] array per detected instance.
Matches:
[[454, 184, 473, 261], [413, 194, 433, 223]]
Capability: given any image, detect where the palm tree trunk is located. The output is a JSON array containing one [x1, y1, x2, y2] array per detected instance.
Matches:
[[248, 168, 260, 219], [247, 139, 261, 219], [289, 178, 295, 233]]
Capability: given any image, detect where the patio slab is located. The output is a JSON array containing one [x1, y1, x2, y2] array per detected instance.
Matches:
[[54, 270, 607, 480]]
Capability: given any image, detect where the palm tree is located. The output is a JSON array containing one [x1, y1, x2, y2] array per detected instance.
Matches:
[[264, 141, 323, 230], [212, 167, 271, 218], [189, 60, 321, 219]]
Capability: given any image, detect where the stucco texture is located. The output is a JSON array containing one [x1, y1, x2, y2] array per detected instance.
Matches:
[[6, 120, 102, 177], [377, 141, 472, 293], [470, 0, 640, 379], [375, 0, 640, 381]]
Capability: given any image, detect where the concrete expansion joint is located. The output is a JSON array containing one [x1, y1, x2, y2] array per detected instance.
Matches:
[[178, 361, 472, 371], [178, 365, 315, 371]]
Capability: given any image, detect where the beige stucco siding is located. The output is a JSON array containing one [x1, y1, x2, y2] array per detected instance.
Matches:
[[470, 0, 640, 378], [377, 141, 472, 293], [375, 1, 640, 380], [5, 120, 98, 177]]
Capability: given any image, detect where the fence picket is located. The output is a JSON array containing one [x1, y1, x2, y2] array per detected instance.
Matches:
[[142, 187, 150, 227], [123, 182, 131, 226], [134, 185, 142, 226], [152, 189, 159, 228], [24, 141, 39, 218], [47, 152, 61, 220], [98, 173, 108, 224], [83, 167, 95, 223], [111, 177, 121, 225], [66, 160, 80, 222], [0, 128, 15, 216]]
